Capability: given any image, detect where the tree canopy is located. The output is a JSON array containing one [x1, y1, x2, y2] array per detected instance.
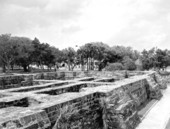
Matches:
[[0, 33, 169, 72]]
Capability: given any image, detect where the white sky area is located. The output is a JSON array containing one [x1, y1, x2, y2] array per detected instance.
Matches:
[[0, 0, 170, 51]]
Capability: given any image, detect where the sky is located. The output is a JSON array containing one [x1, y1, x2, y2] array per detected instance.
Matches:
[[0, 0, 170, 51]]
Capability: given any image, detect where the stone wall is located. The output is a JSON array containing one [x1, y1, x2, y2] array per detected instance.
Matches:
[[10, 82, 70, 92], [0, 74, 33, 89], [0, 108, 51, 129], [33, 71, 144, 80], [34, 71, 83, 80], [37, 82, 111, 96], [43, 93, 102, 129], [41, 73, 165, 129], [0, 71, 168, 129], [99, 79, 148, 129]]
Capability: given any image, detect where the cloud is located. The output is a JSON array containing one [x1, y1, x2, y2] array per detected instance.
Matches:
[[105, 0, 170, 51], [0, 0, 48, 9], [0, 0, 88, 34], [0, 0, 170, 50], [44, 0, 89, 20]]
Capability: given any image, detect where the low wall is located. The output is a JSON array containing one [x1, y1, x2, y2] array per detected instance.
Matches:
[[0, 72, 168, 129], [36, 82, 111, 96], [0, 74, 34, 89], [0, 71, 144, 90], [41, 73, 164, 129], [34, 71, 83, 80]]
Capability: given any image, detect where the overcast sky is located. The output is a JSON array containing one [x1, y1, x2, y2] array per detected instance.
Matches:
[[0, 0, 170, 51]]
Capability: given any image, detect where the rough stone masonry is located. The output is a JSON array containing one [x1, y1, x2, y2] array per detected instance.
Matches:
[[0, 71, 168, 129]]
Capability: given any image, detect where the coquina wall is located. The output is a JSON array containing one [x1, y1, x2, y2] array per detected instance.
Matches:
[[0, 71, 168, 129]]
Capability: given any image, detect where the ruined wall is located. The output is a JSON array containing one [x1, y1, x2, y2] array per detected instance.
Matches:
[[34, 71, 83, 80], [41, 73, 164, 129], [33, 71, 143, 80], [0, 74, 34, 89], [99, 79, 148, 129], [43, 93, 102, 129], [0, 108, 51, 129], [37, 82, 110, 96], [0, 72, 168, 129]]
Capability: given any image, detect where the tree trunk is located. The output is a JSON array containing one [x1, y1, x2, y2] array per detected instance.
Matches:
[[40, 65, 43, 70], [68, 63, 71, 71], [54, 64, 59, 71], [89, 58, 92, 70], [11, 64, 14, 71], [92, 58, 94, 70], [87, 58, 89, 71], [98, 62, 102, 71], [2, 63, 6, 73], [23, 65, 28, 72], [6, 62, 11, 73], [81, 63, 85, 71], [89, 58, 91, 70]]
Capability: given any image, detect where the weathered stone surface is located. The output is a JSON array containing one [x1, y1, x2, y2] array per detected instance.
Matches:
[[146, 74, 162, 99], [0, 74, 34, 89], [0, 109, 51, 129], [0, 71, 168, 129], [154, 73, 167, 89]]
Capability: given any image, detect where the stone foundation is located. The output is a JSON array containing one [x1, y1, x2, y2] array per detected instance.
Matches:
[[0, 71, 168, 129]]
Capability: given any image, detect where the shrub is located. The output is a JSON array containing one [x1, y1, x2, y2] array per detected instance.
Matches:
[[105, 63, 124, 71], [122, 56, 136, 71], [124, 71, 129, 78]]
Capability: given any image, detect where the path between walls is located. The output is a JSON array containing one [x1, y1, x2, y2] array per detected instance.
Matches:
[[137, 85, 170, 129]]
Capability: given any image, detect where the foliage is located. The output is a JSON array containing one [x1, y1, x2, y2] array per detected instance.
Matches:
[[124, 71, 129, 78], [77, 42, 121, 71], [0, 34, 20, 72], [51, 47, 64, 63], [31, 38, 58, 70], [53, 105, 79, 129], [0, 33, 170, 72], [12, 36, 34, 72], [105, 63, 124, 71], [141, 48, 170, 70], [62, 47, 77, 71], [77, 43, 97, 71], [111, 46, 140, 61], [122, 56, 137, 70]]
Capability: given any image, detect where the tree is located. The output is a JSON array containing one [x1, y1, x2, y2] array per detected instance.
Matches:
[[41, 44, 56, 70], [79, 43, 97, 71], [50, 47, 63, 70], [13, 37, 34, 72], [31, 38, 57, 70], [31, 38, 42, 67], [105, 63, 124, 71], [62, 47, 77, 71], [141, 49, 152, 70], [122, 56, 136, 70], [141, 48, 170, 71], [78, 42, 117, 71], [93, 42, 111, 71], [154, 49, 170, 70], [112, 46, 138, 61], [0, 34, 19, 72], [77, 47, 87, 71]]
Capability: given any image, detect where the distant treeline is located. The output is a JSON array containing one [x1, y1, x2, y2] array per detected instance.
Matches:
[[0, 34, 169, 72]]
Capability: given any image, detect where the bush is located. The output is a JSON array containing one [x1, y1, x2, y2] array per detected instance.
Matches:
[[105, 63, 124, 71], [122, 56, 136, 71], [124, 71, 129, 78]]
